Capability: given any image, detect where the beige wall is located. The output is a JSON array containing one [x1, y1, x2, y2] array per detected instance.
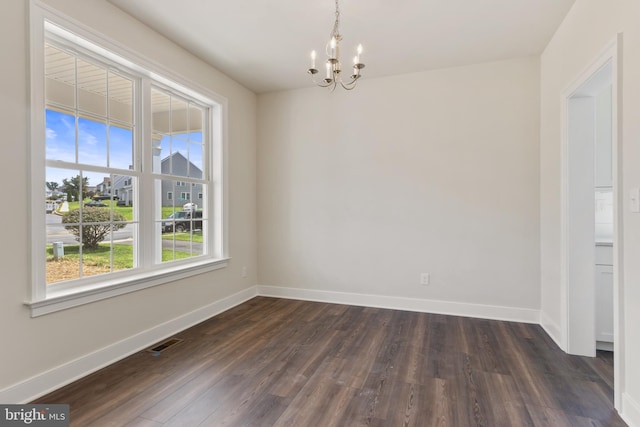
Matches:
[[0, 0, 257, 395], [257, 57, 541, 311], [540, 0, 640, 422]]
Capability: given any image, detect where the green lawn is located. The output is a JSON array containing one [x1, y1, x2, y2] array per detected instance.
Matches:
[[47, 243, 133, 269], [62, 200, 183, 222], [162, 230, 203, 243], [46, 243, 194, 266]]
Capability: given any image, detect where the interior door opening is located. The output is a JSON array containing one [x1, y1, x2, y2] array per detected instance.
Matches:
[[565, 59, 613, 357]]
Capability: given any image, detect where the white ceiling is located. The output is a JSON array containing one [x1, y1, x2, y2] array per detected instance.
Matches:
[[107, 0, 576, 94]]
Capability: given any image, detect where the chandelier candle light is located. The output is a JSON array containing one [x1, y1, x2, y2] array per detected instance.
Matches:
[[307, 0, 365, 91]]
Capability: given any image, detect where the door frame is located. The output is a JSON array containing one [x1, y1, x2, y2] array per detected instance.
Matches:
[[560, 34, 622, 409]]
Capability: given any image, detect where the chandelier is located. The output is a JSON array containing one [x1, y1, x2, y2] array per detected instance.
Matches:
[[307, 0, 365, 91]]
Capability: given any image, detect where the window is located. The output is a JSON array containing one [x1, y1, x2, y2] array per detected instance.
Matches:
[[29, 9, 227, 316]]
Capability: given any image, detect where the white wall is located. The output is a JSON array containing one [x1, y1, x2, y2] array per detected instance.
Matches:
[[257, 57, 541, 315], [540, 0, 640, 423], [0, 0, 257, 401]]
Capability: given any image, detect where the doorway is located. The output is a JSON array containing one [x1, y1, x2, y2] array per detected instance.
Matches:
[[561, 38, 621, 407]]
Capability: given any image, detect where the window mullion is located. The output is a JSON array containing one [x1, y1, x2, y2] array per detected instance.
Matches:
[[139, 78, 156, 269]]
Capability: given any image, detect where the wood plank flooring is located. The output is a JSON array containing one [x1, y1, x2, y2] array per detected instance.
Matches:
[[33, 297, 626, 426]]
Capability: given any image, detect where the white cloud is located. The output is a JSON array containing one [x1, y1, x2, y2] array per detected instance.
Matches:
[[46, 128, 57, 140], [82, 133, 98, 146]]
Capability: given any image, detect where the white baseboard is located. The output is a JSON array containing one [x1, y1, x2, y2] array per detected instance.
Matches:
[[0, 286, 257, 404], [256, 285, 540, 324], [540, 311, 565, 351], [622, 392, 640, 427]]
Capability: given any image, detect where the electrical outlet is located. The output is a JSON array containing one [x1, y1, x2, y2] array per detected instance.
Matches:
[[242, 266, 247, 278], [420, 273, 430, 286]]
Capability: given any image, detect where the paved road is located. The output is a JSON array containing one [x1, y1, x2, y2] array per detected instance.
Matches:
[[46, 214, 133, 244], [46, 214, 203, 253]]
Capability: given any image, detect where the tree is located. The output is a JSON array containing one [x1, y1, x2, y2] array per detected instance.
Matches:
[[46, 181, 59, 192], [62, 207, 126, 249], [62, 175, 89, 202]]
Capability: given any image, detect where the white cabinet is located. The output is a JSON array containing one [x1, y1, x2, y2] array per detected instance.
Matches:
[[595, 244, 613, 265], [595, 245, 613, 346], [595, 265, 613, 343]]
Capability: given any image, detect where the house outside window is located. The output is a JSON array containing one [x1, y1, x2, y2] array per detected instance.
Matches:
[[29, 7, 228, 316]]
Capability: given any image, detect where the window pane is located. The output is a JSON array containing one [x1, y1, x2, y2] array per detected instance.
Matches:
[[56, 170, 83, 203], [188, 142, 203, 178], [77, 222, 134, 278], [46, 246, 80, 284], [109, 124, 133, 170], [77, 59, 107, 117], [112, 174, 135, 209], [47, 172, 136, 285], [45, 45, 75, 109], [189, 105, 203, 142], [80, 239, 112, 279], [171, 139, 189, 177], [153, 134, 170, 174], [104, 224, 135, 274], [152, 89, 171, 134], [109, 72, 133, 124], [171, 98, 188, 135], [45, 169, 81, 284], [78, 170, 110, 221], [78, 117, 107, 167], [82, 171, 105, 203], [46, 167, 78, 285], [46, 109, 76, 163], [190, 224, 205, 258], [158, 185, 204, 263]]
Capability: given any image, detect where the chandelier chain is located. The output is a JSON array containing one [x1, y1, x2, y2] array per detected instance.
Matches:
[[332, 0, 341, 40]]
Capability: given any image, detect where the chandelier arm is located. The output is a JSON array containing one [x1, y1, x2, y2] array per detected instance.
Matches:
[[312, 77, 335, 88], [307, 68, 335, 87], [339, 78, 358, 90]]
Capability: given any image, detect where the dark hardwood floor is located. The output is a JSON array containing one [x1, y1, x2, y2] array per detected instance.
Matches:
[[33, 297, 626, 426]]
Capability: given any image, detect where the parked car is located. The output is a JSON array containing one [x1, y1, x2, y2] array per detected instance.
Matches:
[[85, 201, 107, 207], [93, 194, 119, 201], [162, 210, 203, 233]]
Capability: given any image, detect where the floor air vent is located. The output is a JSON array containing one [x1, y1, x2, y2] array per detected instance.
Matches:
[[147, 338, 183, 354]]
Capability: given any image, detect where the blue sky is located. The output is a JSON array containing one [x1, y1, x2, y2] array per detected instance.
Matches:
[[46, 109, 204, 188]]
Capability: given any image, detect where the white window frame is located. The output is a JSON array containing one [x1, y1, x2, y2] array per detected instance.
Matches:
[[27, 2, 229, 316]]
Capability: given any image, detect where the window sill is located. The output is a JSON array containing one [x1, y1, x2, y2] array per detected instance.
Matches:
[[26, 258, 229, 317]]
